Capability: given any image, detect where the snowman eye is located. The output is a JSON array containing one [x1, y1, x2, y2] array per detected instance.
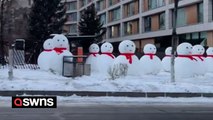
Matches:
[[198, 49, 200, 51], [186, 47, 189, 49], [105, 45, 107, 47], [126, 45, 129, 47], [131, 45, 134, 47], [150, 48, 152, 50], [63, 40, 65, 42], [48, 43, 50, 45], [93, 47, 95, 49]]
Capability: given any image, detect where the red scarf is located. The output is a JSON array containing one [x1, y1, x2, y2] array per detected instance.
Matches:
[[102, 52, 115, 59], [121, 53, 134, 64], [90, 52, 99, 57], [178, 55, 197, 61], [145, 54, 155, 60], [54, 48, 67, 54], [192, 55, 204, 61], [44, 49, 52, 52], [207, 55, 213, 58]]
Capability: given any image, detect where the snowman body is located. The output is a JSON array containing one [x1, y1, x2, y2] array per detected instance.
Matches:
[[86, 44, 100, 73], [162, 47, 172, 72], [175, 43, 196, 78], [192, 45, 206, 76], [37, 39, 57, 71], [205, 47, 213, 73], [113, 40, 140, 76], [140, 44, 162, 75], [97, 42, 115, 74], [50, 34, 73, 74]]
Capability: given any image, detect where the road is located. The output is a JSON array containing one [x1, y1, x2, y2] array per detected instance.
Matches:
[[0, 103, 213, 120]]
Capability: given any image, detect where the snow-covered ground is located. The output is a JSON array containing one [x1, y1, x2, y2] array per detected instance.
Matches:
[[1, 68, 213, 92]]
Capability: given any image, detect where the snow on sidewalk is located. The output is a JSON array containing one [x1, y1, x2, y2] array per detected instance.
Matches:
[[1, 69, 213, 93]]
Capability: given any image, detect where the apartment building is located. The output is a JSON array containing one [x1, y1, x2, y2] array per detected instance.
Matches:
[[64, 0, 213, 51]]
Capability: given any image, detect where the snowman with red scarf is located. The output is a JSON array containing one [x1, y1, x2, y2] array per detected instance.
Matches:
[[175, 42, 197, 78], [112, 40, 140, 76], [38, 39, 57, 71], [140, 44, 162, 75], [50, 34, 73, 74], [192, 45, 206, 76], [97, 42, 115, 74], [86, 43, 100, 72], [162, 47, 172, 72], [205, 47, 213, 73]]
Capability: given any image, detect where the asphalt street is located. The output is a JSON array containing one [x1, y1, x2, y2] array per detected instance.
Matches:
[[0, 103, 213, 120]]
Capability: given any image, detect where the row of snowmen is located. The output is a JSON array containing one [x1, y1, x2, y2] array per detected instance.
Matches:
[[37, 34, 73, 74], [87, 40, 213, 78]]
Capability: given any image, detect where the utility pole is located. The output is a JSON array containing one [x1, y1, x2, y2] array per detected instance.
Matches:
[[171, 0, 179, 83], [0, 0, 5, 65]]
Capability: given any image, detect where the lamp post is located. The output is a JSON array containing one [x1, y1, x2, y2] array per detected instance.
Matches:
[[0, 0, 5, 65], [171, 0, 179, 83]]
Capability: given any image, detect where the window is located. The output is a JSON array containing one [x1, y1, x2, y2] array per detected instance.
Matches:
[[144, 16, 151, 32], [66, 2, 77, 11], [67, 13, 77, 21], [69, 24, 77, 33], [124, 20, 139, 35], [123, 0, 139, 18], [148, 0, 165, 10], [109, 7, 120, 22], [100, 13, 106, 24], [80, 0, 87, 8], [97, 0, 106, 11], [109, 24, 120, 38], [198, 2, 204, 23], [159, 12, 165, 29], [176, 8, 187, 27], [109, 0, 120, 6]]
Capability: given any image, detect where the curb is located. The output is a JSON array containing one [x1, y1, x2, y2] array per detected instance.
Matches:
[[0, 91, 213, 98]]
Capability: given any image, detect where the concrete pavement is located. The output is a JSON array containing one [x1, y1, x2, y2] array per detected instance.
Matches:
[[1, 104, 213, 120]]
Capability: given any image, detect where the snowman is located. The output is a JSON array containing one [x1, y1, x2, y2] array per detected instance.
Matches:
[[37, 39, 57, 71], [86, 43, 100, 73], [139, 44, 162, 75], [175, 42, 196, 78], [97, 42, 115, 75], [50, 34, 73, 74], [192, 45, 206, 76], [205, 47, 213, 73], [112, 40, 140, 76], [162, 47, 172, 72]]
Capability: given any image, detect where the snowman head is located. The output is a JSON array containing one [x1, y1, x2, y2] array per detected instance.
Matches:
[[192, 45, 205, 55], [52, 34, 69, 49], [119, 40, 136, 53], [143, 44, 157, 54], [165, 47, 172, 55], [101, 42, 113, 53], [177, 42, 193, 55], [43, 39, 53, 50], [89, 44, 99, 53], [206, 47, 213, 55]]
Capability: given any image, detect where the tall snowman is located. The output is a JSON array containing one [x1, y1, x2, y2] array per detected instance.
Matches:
[[112, 40, 140, 76], [192, 45, 206, 76], [205, 47, 213, 73], [38, 39, 57, 71], [50, 34, 73, 74], [139, 44, 162, 75], [175, 43, 196, 78], [86, 44, 100, 73], [97, 42, 115, 75], [162, 47, 172, 72]]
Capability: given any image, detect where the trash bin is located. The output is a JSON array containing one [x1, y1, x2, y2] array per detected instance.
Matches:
[[62, 56, 91, 77]]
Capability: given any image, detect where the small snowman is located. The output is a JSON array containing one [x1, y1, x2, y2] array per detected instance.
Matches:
[[139, 44, 162, 75], [97, 42, 115, 75], [50, 34, 73, 74], [192, 45, 206, 76], [205, 47, 213, 73], [175, 42, 196, 78], [162, 47, 172, 72], [86, 43, 100, 73], [38, 39, 57, 71], [112, 40, 140, 76]]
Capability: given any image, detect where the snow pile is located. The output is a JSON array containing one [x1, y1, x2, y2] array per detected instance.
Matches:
[[1, 69, 213, 93]]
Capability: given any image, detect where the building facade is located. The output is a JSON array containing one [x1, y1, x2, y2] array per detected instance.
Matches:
[[64, 0, 213, 52]]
